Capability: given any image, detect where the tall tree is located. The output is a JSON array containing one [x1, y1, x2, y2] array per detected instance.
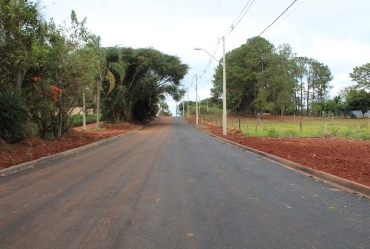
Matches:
[[292, 57, 309, 115], [0, 0, 47, 89], [345, 87, 370, 117], [101, 47, 188, 123], [350, 63, 370, 90]]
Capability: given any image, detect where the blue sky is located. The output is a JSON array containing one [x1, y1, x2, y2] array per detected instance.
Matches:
[[40, 0, 370, 115]]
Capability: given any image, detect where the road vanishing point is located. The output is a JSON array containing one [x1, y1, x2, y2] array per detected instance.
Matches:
[[0, 116, 369, 248]]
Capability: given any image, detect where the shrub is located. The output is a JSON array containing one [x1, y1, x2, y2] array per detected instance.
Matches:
[[0, 90, 28, 143], [342, 129, 354, 139], [267, 128, 280, 138], [283, 129, 299, 138]]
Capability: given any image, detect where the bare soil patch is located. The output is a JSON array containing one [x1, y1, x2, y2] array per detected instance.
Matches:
[[0, 118, 154, 171], [192, 116, 370, 187]]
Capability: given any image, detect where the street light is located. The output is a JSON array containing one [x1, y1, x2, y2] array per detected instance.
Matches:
[[194, 36, 227, 135]]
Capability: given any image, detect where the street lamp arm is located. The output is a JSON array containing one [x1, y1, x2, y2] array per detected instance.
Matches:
[[194, 48, 220, 64]]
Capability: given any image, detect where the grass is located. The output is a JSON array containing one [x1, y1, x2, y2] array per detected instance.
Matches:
[[71, 113, 102, 126], [201, 115, 370, 140]]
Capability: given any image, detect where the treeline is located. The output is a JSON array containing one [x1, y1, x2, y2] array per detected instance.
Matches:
[[0, 0, 188, 143], [211, 36, 370, 118], [211, 36, 333, 117]]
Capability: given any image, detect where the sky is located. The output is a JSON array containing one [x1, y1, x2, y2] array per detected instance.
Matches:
[[39, 0, 370, 115]]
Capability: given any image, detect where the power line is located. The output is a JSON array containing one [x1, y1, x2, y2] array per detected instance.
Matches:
[[224, 0, 255, 38], [198, 39, 221, 79], [265, 0, 306, 36], [259, 0, 298, 36], [196, 1, 255, 86], [200, 74, 214, 88]]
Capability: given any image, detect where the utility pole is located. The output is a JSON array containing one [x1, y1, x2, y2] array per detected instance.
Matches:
[[187, 90, 189, 119], [182, 95, 184, 116], [222, 36, 227, 135], [194, 38, 227, 134], [196, 74, 198, 125]]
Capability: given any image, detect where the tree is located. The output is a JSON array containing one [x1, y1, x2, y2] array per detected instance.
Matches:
[[350, 63, 370, 89], [23, 11, 102, 138], [292, 57, 309, 115], [0, 89, 28, 143], [101, 47, 189, 123], [345, 87, 370, 117], [211, 36, 275, 116], [0, 0, 47, 89], [258, 44, 296, 119]]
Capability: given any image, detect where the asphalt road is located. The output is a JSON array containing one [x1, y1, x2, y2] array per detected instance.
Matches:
[[0, 116, 369, 249]]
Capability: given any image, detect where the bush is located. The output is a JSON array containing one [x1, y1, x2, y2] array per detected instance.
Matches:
[[267, 128, 280, 138], [283, 129, 299, 138], [342, 129, 354, 139], [0, 90, 28, 143], [71, 114, 101, 126]]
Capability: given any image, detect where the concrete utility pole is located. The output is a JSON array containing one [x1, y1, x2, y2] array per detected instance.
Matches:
[[194, 37, 227, 134], [182, 95, 184, 116], [187, 90, 189, 119], [222, 36, 227, 135], [196, 74, 198, 125]]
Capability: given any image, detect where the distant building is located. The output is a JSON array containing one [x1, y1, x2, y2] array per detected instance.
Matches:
[[346, 110, 370, 118]]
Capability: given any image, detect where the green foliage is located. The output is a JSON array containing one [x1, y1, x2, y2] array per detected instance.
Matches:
[[0, 90, 28, 143], [211, 37, 333, 117], [0, 3, 188, 141], [344, 87, 370, 117], [350, 63, 370, 89], [71, 113, 101, 126], [283, 129, 299, 137], [0, 0, 46, 89], [101, 47, 188, 122], [267, 128, 280, 138]]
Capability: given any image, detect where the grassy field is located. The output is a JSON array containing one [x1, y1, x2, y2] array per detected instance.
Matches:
[[200, 114, 370, 140]]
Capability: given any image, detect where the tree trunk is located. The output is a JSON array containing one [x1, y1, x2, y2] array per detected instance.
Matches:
[[300, 78, 303, 116], [280, 105, 284, 121], [15, 69, 23, 89], [96, 87, 100, 128], [82, 90, 86, 131]]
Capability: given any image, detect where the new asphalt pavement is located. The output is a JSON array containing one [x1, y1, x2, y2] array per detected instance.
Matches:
[[0, 116, 369, 248]]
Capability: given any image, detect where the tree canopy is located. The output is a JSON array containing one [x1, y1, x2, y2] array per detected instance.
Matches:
[[0, 1, 188, 142], [211, 36, 333, 117]]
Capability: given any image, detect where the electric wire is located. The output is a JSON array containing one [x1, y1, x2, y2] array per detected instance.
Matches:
[[224, 0, 255, 38], [265, 0, 306, 36], [196, 0, 255, 92], [198, 39, 221, 79], [259, 0, 298, 36], [223, 0, 251, 36], [200, 74, 214, 88]]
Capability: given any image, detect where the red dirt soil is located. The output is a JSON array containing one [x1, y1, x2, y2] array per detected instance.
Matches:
[[190, 116, 370, 187], [0, 119, 153, 171], [1, 116, 370, 188]]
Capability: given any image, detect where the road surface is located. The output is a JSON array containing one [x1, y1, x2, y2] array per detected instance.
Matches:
[[0, 117, 369, 248]]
